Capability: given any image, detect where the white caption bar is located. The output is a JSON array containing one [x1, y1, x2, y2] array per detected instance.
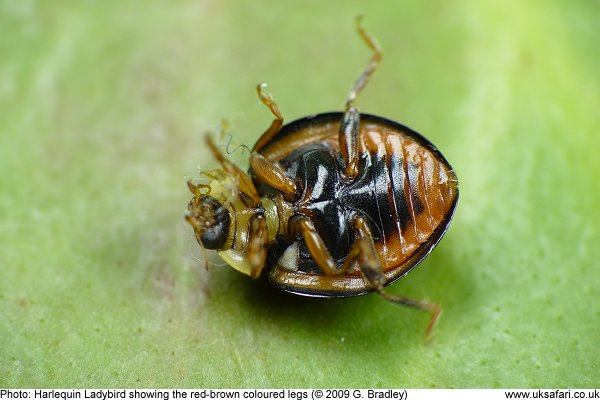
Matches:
[[1, 389, 599, 400]]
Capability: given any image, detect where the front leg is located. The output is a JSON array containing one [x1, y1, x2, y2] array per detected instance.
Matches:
[[252, 83, 284, 153], [247, 214, 268, 279], [249, 151, 298, 200], [204, 135, 261, 206]]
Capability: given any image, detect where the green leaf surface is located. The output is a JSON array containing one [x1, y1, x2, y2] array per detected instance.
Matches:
[[1, 0, 599, 388]]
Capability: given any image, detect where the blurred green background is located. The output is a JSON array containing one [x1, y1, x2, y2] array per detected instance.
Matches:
[[1, 0, 599, 388]]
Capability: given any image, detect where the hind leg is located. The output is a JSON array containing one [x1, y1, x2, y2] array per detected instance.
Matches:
[[349, 216, 442, 339]]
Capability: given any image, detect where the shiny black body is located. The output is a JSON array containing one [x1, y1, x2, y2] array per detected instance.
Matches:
[[261, 112, 457, 278]]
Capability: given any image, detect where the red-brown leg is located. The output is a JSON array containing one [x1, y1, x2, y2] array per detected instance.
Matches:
[[249, 151, 298, 199], [293, 217, 359, 277], [205, 136, 261, 206], [351, 216, 442, 339], [339, 16, 383, 180], [252, 83, 284, 153], [247, 214, 268, 279]]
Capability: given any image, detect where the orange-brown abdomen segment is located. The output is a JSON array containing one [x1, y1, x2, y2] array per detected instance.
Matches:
[[358, 121, 458, 274]]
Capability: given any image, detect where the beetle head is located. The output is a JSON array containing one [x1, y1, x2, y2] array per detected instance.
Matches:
[[186, 192, 231, 250], [186, 169, 270, 277]]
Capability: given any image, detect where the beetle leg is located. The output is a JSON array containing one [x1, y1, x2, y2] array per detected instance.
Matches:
[[294, 217, 338, 275], [292, 217, 360, 276], [205, 136, 261, 206], [249, 151, 298, 199], [339, 16, 382, 180], [252, 83, 284, 153], [345, 15, 382, 109], [351, 215, 442, 339], [247, 214, 268, 279], [339, 106, 360, 180]]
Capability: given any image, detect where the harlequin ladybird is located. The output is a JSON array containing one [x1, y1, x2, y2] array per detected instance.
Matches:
[[186, 16, 458, 336]]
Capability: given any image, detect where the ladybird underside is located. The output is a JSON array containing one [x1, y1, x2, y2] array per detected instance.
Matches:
[[260, 113, 458, 297]]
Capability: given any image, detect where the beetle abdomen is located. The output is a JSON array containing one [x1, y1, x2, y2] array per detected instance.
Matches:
[[348, 122, 458, 272]]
